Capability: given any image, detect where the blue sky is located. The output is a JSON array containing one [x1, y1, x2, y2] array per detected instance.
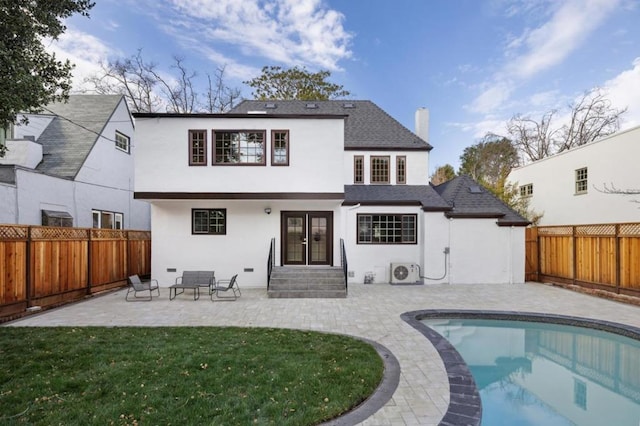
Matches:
[[51, 0, 640, 173]]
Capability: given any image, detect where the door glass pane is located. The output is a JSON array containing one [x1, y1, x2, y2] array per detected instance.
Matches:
[[287, 217, 304, 262], [310, 217, 327, 262]]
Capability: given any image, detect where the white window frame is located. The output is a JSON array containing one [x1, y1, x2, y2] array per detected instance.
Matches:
[[520, 183, 533, 197], [93, 209, 124, 229], [115, 131, 130, 153], [575, 167, 588, 194]]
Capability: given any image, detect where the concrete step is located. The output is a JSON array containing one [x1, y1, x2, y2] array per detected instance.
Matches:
[[268, 267, 346, 298], [267, 289, 347, 299]]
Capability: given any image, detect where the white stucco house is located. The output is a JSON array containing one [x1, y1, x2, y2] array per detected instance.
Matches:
[[0, 95, 150, 230], [134, 100, 528, 292], [508, 125, 640, 226]]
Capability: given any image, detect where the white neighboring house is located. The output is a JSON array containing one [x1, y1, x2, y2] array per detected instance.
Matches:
[[508, 125, 640, 226], [0, 95, 150, 230], [134, 100, 528, 288]]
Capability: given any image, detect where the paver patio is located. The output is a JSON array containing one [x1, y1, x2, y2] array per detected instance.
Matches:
[[7, 282, 640, 425]]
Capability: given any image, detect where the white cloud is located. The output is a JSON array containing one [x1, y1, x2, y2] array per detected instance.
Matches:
[[468, 81, 514, 113], [508, 0, 619, 79], [604, 57, 640, 129], [46, 29, 118, 91], [469, 0, 620, 115], [167, 0, 352, 70]]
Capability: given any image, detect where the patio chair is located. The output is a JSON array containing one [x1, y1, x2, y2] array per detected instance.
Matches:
[[126, 274, 160, 301], [211, 274, 241, 301]]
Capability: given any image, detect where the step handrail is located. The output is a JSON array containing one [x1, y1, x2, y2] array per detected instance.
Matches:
[[267, 237, 275, 290], [340, 238, 348, 295]]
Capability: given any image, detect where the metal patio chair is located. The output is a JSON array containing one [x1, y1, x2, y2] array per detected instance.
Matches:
[[126, 274, 160, 301], [211, 274, 241, 301]]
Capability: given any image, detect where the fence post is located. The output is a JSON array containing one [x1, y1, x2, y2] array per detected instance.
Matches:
[[87, 228, 92, 295], [615, 224, 621, 294], [26, 226, 32, 308], [572, 226, 577, 286]]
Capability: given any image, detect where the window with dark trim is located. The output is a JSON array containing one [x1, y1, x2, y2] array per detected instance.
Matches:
[[115, 131, 130, 153], [575, 167, 588, 194], [357, 214, 417, 244], [189, 130, 207, 165], [192, 208, 226, 235], [354, 156, 364, 184], [396, 156, 406, 184], [214, 130, 265, 165], [370, 156, 390, 184], [271, 130, 289, 166]]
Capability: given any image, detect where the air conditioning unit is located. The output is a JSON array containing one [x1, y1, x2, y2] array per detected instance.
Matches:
[[390, 263, 419, 284]]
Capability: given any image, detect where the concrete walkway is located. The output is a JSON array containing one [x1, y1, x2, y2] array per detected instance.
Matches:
[[7, 282, 640, 425]]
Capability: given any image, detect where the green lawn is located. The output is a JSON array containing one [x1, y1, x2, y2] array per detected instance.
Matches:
[[0, 327, 383, 425]]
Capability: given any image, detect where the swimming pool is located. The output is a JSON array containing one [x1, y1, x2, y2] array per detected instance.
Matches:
[[401, 310, 640, 426]]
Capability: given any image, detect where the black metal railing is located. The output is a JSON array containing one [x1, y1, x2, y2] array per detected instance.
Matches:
[[340, 238, 348, 295], [267, 237, 275, 290]]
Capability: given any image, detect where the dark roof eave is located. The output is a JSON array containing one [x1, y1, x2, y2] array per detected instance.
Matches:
[[445, 212, 506, 219], [422, 206, 453, 212], [345, 146, 432, 152], [342, 201, 423, 207], [133, 112, 348, 119], [497, 221, 531, 227], [134, 192, 344, 200]]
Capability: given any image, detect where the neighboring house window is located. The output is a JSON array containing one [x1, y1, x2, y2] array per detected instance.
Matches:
[[354, 156, 364, 184], [92, 210, 123, 229], [396, 156, 406, 184], [575, 167, 588, 194], [357, 214, 417, 244], [370, 156, 390, 184], [214, 130, 266, 165], [189, 130, 207, 165], [115, 131, 130, 153], [520, 183, 533, 197], [41, 210, 73, 227], [271, 130, 289, 166], [574, 378, 587, 410], [192, 208, 226, 235]]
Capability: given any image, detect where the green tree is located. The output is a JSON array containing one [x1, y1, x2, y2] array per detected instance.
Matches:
[[0, 0, 94, 156], [244, 66, 351, 100], [458, 133, 520, 188], [458, 133, 542, 223], [430, 164, 456, 185]]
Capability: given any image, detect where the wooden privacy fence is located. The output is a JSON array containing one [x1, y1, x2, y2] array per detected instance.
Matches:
[[525, 223, 640, 297], [0, 225, 151, 318]]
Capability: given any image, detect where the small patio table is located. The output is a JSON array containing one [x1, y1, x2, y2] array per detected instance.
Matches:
[[169, 282, 201, 300]]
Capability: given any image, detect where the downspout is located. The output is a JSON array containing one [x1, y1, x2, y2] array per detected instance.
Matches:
[[508, 225, 513, 285]]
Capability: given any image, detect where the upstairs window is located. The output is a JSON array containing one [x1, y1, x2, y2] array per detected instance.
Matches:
[[93, 210, 123, 229], [271, 130, 289, 166], [354, 156, 364, 184], [575, 167, 588, 194], [396, 156, 406, 184], [520, 183, 533, 197], [189, 130, 207, 165], [115, 131, 130, 153], [370, 156, 390, 184], [357, 214, 417, 244], [192, 208, 226, 235], [214, 130, 266, 165]]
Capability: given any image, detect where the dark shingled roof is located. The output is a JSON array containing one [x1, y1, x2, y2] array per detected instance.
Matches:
[[344, 185, 451, 210], [35, 95, 125, 179], [433, 175, 530, 226], [230, 100, 432, 151]]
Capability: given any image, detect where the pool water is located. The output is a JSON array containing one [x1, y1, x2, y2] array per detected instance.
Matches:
[[423, 318, 640, 426]]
